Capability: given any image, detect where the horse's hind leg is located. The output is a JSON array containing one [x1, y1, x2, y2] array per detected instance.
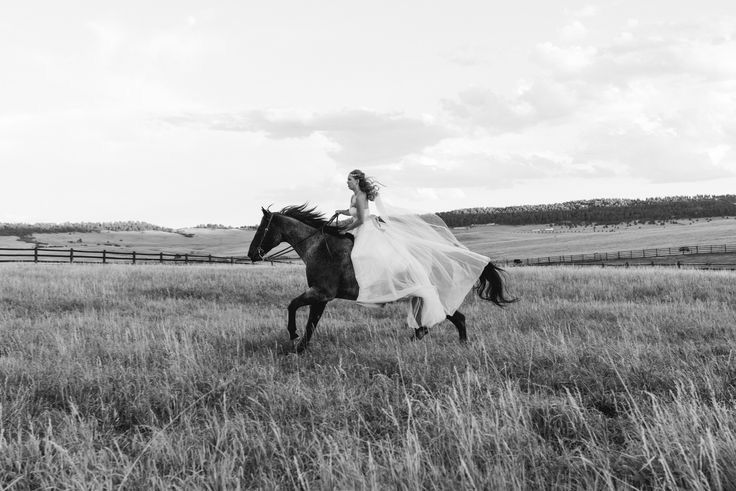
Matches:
[[446, 310, 467, 342], [296, 301, 327, 353], [410, 298, 429, 340], [412, 326, 429, 340]]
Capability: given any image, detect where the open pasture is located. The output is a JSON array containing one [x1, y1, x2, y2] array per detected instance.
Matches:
[[29, 229, 256, 257], [2, 216, 734, 264], [454, 217, 736, 261], [1, 263, 735, 489]]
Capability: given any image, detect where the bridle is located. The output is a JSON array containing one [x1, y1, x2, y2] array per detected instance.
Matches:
[[253, 212, 274, 261], [253, 212, 340, 264]]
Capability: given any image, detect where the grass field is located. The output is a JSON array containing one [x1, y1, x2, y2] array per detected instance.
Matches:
[[1, 263, 735, 489]]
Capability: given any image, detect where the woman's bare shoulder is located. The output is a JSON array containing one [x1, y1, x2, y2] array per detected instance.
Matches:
[[351, 191, 368, 204]]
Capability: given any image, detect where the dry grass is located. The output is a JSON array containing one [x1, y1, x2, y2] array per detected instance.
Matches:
[[1, 264, 735, 489]]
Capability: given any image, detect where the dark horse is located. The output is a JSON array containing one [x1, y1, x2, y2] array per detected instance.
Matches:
[[247, 204, 515, 352]]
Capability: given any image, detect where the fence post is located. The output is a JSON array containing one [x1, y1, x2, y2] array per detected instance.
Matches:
[[160, 252, 164, 264], [132, 251, 136, 265], [230, 257, 234, 265], [209, 254, 212, 263], [185, 254, 189, 264], [103, 250, 107, 264], [70, 248, 74, 264], [34, 246, 38, 263]]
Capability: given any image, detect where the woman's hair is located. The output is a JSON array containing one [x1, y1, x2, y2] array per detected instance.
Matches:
[[349, 169, 380, 201]]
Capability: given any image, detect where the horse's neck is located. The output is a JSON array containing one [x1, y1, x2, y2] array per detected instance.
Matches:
[[278, 216, 321, 254]]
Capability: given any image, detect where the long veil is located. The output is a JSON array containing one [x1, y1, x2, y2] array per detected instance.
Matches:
[[355, 191, 489, 328], [373, 194, 468, 250]]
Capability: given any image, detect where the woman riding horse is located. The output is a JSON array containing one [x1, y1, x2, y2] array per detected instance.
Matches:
[[248, 170, 514, 352]]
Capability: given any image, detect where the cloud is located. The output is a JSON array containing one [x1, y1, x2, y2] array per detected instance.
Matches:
[[441, 79, 582, 132], [570, 5, 598, 19], [441, 87, 535, 132], [532, 42, 597, 74], [164, 109, 454, 167], [163, 15, 736, 198], [560, 20, 589, 42], [577, 124, 733, 183], [439, 16, 736, 186], [383, 147, 616, 191], [535, 19, 736, 83]]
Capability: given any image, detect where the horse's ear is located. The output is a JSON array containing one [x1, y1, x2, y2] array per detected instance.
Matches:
[[261, 207, 269, 216]]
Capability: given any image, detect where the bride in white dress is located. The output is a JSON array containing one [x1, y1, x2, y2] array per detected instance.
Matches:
[[335, 169, 490, 335]]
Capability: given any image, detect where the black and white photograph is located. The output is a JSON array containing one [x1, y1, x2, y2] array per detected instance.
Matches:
[[1, 1, 736, 488]]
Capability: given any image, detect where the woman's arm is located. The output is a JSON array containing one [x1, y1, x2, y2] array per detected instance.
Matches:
[[340, 194, 367, 232], [335, 195, 356, 216]]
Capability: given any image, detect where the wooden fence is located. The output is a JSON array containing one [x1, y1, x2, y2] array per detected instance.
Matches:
[[535, 262, 736, 270], [0, 247, 257, 265], [2, 243, 734, 269], [505, 243, 736, 268]]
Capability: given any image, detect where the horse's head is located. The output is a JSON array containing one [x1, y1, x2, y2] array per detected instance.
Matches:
[[248, 207, 282, 262]]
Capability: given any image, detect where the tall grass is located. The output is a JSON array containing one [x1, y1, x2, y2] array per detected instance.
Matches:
[[1, 264, 735, 489]]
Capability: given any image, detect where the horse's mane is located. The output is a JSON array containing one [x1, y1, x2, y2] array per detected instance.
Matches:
[[278, 204, 341, 235]]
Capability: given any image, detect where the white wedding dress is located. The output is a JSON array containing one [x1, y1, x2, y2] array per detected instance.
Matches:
[[349, 196, 490, 329]]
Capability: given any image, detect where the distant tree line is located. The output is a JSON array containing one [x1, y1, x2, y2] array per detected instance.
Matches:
[[194, 224, 236, 229], [0, 221, 257, 238], [0, 221, 176, 237], [437, 195, 736, 227]]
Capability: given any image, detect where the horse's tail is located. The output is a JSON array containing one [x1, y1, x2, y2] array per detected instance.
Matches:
[[474, 262, 517, 307]]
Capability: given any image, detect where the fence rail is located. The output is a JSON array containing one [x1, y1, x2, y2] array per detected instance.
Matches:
[[504, 243, 736, 269], [0, 247, 264, 265], [541, 262, 736, 270]]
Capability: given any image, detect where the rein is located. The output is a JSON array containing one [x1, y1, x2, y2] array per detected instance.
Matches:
[[259, 212, 340, 264]]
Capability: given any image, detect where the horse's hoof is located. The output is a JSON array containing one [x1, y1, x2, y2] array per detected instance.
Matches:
[[411, 326, 429, 341]]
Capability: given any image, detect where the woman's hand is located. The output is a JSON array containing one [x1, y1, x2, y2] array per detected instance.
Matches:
[[338, 217, 356, 233]]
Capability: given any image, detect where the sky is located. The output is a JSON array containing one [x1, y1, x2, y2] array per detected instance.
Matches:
[[2, 1, 736, 228]]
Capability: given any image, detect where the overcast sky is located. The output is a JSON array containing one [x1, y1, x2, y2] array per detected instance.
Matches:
[[2, 1, 735, 228]]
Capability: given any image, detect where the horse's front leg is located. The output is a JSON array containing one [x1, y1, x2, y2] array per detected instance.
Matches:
[[287, 288, 330, 341], [295, 301, 327, 353]]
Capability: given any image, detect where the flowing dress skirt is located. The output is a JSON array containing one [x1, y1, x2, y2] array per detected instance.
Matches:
[[351, 211, 489, 329]]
